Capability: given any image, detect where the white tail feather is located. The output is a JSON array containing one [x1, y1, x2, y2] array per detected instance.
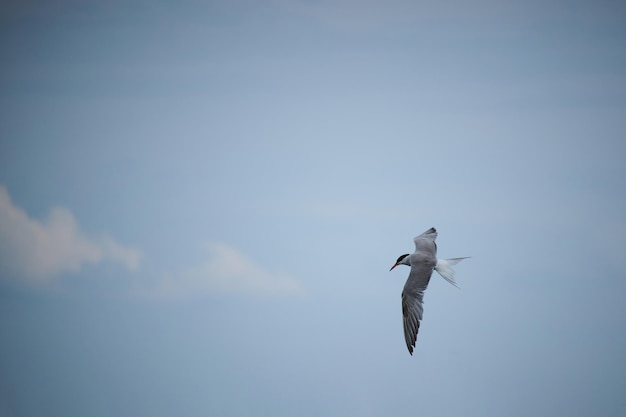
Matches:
[[435, 257, 470, 288]]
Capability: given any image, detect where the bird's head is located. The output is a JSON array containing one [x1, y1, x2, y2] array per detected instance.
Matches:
[[389, 254, 410, 271]]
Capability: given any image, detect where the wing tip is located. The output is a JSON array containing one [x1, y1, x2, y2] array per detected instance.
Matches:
[[404, 321, 419, 355], [415, 227, 438, 241]]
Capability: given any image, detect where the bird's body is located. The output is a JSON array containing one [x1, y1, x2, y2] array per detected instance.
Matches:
[[390, 227, 468, 355]]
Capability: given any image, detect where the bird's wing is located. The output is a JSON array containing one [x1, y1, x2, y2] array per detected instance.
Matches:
[[413, 227, 438, 255], [401, 260, 435, 355]]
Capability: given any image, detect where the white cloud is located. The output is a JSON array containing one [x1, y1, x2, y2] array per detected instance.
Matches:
[[145, 242, 305, 298], [0, 185, 141, 285]]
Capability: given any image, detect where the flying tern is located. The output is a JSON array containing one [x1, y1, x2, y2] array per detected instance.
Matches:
[[389, 227, 469, 355]]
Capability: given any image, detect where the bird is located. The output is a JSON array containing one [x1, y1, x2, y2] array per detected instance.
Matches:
[[389, 227, 469, 355]]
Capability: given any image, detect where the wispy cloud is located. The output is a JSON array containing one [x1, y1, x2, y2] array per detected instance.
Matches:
[[0, 185, 141, 286], [144, 242, 305, 298]]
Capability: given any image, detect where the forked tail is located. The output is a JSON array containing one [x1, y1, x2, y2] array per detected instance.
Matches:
[[434, 257, 470, 288]]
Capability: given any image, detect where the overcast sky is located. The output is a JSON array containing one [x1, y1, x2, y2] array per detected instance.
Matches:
[[1, 1, 626, 416]]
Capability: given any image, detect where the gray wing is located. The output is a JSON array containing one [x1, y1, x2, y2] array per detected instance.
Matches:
[[401, 260, 435, 355], [413, 227, 438, 256]]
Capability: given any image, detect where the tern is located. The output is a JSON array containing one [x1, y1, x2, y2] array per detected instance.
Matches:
[[389, 227, 469, 355]]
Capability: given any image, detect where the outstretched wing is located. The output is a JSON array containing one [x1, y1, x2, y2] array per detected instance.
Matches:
[[401, 258, 435, 355], [413, 227, 438, 256]]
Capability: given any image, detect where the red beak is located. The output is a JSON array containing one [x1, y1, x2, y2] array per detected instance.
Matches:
[[390, 263, 398, 271]]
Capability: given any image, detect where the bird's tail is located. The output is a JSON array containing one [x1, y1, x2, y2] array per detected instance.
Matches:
[[434, 257, 470, 288]]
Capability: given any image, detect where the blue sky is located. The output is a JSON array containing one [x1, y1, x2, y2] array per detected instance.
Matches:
[[1, 1, 626, 416]]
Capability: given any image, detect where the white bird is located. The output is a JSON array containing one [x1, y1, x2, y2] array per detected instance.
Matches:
[[389, 227, 469, 355]]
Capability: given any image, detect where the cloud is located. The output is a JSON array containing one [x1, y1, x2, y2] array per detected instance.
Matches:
[[145, 242, 305, 298], [0, 185, 141, 285]]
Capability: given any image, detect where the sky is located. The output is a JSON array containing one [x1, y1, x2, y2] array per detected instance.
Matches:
[[1, 0, 626, 416]]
